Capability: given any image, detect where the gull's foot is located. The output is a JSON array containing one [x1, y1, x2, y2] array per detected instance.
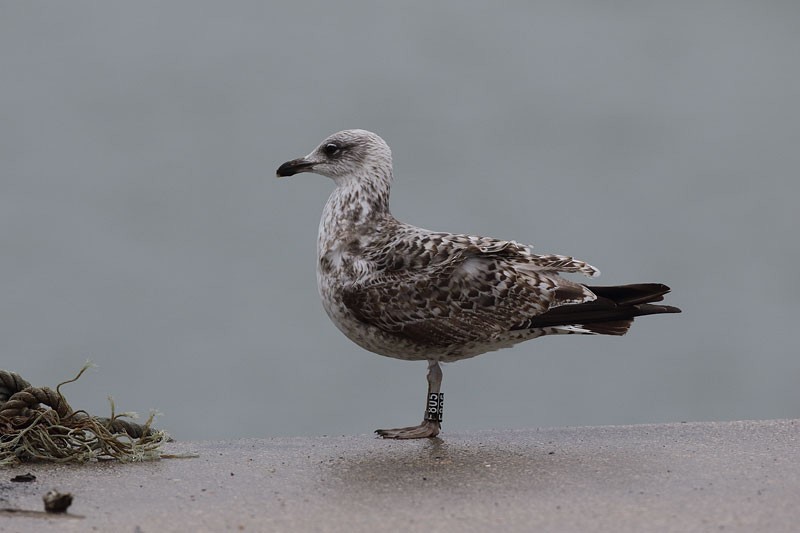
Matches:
[[375, 420, 441, 439]]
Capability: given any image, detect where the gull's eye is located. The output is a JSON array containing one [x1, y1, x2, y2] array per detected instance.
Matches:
[[323, 143, 340, 157]]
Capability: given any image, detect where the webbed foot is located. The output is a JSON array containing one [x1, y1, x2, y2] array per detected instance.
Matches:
[[375, 420, 440, 439]]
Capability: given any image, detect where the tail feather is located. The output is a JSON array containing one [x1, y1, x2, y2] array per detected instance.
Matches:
[[520, 283, 681, 336]]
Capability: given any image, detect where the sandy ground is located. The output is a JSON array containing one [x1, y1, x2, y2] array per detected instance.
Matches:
[[1, 419, 798, 532]]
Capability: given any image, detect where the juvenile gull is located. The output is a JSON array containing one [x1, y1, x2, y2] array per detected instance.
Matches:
[[277, 129, 680, 439]]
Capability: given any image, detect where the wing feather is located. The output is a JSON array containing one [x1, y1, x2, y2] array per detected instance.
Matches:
[[342, 241, 599, 348]]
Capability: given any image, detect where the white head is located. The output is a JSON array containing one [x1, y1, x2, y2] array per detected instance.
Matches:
[[276, 129, 393, 186]]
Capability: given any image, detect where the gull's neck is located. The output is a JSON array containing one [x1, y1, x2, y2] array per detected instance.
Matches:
[[326, 167, 393, 226], [317, 171, 391, 281], [318, 167, 394, 268]]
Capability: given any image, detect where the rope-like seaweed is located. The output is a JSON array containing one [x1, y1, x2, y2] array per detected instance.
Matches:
[[0, 365, 169, 466]]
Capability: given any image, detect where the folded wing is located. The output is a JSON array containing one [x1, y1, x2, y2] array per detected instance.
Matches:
[[342, 242, 601, 347]]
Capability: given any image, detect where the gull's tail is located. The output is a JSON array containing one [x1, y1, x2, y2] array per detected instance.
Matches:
[[523, 283, 681, 335]]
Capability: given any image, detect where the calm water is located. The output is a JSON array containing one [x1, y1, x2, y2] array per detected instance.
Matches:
[[1, 1, 798, 439]]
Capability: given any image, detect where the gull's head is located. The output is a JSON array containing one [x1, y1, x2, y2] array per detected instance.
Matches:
[[276, 129, 392, 184]]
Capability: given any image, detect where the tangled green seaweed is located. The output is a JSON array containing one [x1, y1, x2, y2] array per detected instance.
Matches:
[[0, 365, 169, 466]]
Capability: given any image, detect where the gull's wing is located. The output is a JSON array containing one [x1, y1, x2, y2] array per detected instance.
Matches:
[[342, 239, 599, 347]]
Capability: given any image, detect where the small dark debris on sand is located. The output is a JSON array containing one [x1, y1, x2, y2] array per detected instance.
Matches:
[[43, 490, 73, 513]]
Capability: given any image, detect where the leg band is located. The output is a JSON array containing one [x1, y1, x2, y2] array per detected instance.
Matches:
[[425, 392, 444, 422]]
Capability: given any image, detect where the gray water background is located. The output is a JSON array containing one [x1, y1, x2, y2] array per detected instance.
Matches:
[[1, 1, 798, 439]]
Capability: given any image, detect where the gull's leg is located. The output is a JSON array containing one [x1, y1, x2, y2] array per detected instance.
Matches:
[[376, 360, 443, 439]]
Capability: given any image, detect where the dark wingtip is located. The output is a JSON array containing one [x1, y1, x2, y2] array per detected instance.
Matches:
[[521, 283, 681, 333], [588, 283, 675, 306], [635, 303, 682, 316]]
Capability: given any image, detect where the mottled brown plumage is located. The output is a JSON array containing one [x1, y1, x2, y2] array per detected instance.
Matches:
[[277, 129, 680, 439]]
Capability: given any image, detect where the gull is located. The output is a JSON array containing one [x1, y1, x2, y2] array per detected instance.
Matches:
[[277, 129, 680, 439]]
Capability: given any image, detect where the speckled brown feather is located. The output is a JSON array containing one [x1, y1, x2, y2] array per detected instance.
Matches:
[[341, 234, 601, 350]]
